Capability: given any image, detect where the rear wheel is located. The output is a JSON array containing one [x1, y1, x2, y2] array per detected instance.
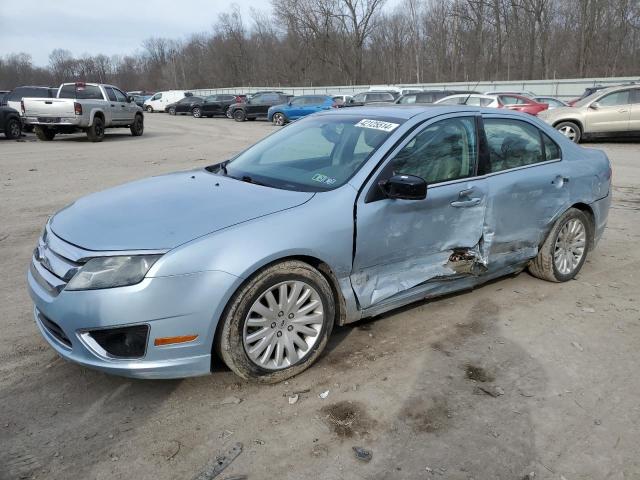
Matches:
[[130, 114, 144, 136], [225, 107, 233, 118], [528, 208, 591, 282], [168, 106, 176, 115], [34, 126, 55, 141], [5, 118, 22, 139], [86, 116, 105, 142], [192, 107, 202, 118], [555, 121, 581, 143], [217, 260, 335, 382], [233, 109, 246, 122], [272, 113, 286, 126]]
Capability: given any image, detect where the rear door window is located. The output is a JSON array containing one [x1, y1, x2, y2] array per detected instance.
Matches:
[[105, 87, 117, 102], [482, 118, 548, 173]]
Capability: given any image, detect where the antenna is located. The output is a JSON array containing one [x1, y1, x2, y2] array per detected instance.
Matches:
[[463, 79, 482, 105]]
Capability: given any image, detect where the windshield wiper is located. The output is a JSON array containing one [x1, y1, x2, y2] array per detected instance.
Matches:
[[240, 175, 269, 187]]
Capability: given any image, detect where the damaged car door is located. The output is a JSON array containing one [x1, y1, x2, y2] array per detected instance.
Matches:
[[351, 115, 488, 310], [480, 116, 570, 271]]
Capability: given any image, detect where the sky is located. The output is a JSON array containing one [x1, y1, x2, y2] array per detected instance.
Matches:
[[0, 0, 273, 66]]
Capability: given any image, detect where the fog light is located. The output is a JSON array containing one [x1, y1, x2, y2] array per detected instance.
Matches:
[[88, 325, 149, 359]]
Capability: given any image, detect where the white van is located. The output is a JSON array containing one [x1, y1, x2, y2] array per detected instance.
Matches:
[[143, 90, 189, 113]]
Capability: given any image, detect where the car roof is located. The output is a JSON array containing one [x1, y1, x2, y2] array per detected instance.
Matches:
[[316, 104, 495, 120], [593, 84, 639, 95]]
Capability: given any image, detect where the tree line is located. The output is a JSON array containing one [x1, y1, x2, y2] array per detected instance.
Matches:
[[1, 0, 639, 91]]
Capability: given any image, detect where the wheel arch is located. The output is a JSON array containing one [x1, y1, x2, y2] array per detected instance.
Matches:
[[552, 118, 584, 133], [211, 254, 348, 368]]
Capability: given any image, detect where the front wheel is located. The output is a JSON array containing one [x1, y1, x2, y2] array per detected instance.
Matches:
[[34, 126, 55, 141], [146, 105, 153, 113], [130, 114, 144, 136], [528, 208, 591, 282], [217, 260, 335, 382], [555, 121, 581, 143], [272, 113, 286, 126], [225, 107, 233, 119]]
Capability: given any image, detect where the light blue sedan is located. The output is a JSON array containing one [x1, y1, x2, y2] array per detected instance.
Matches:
[[28, 106, 612, 382]]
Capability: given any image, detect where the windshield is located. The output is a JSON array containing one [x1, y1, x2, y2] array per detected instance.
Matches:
[[206, 115, 404, 192], [574, 90, 605, 107]]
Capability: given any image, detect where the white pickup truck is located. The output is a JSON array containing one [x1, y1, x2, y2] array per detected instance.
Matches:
[[22, 82, 144, 142]]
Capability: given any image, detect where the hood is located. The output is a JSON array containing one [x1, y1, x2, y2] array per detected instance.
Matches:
[[50, 170, 314, 251]]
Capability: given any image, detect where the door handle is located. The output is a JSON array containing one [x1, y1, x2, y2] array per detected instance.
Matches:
[[111, 104, 115, 107], [451, 198, 481, 208], [618, 109, 629, 113]]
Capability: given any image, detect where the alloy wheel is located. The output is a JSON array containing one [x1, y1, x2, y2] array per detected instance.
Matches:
[[554, 218, 586, 275], [8, 120, 21, 138], [243, 280, 325, 370], [558, 125, 577, 141], [273, 113, 285, 126], [193, 107, 201, 118]]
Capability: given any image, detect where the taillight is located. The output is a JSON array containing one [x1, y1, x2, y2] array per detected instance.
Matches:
[[74, 102, 82, 115], [21, 100, 25, 114]]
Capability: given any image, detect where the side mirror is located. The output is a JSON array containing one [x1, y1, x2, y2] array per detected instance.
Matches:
[[127, 96, 134, 103], [589, 102, 600, 110], [379, 174, 427, 200]]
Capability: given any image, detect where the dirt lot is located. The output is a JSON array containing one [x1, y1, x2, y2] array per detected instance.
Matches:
[[1, 114, 639, 480]]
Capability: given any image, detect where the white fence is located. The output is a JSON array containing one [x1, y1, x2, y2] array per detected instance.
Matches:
[[188, 76, 639, 99]]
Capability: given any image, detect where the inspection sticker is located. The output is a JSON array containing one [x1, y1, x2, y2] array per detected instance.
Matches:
[[312, 173, 337, 185], [355, 119, 400, 132]]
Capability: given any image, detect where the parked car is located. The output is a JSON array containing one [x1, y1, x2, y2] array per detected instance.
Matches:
[[268, 95, 337, 125], [166, 96, 204, 115], [0, 90, 9, 103], [228, 92, 291, 122], [129, 95, 148, 108], [496, 94, 548, 115], [538, 84, 640, 143], [485, 90, 537, 99], [3, 86, 57, 131], [434, 94, 502, 108], [192, 94, 239, 118], [0, 106, 22, 139], [332, 95, 353, 106], [22, 82, 144, 142], [534, 97, 569, 109], [27, 105, 611, 381], [395, 90, 478, 104], [143, 90, 190, 113], [567, 86, 608, 106], [346, 91, 396, 106]]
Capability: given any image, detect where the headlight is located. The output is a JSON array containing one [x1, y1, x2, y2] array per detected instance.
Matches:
[[66, 255, 161, 291]]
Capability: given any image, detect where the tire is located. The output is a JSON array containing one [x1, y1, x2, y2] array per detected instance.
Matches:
[[233, 109, 246, 122], [130, 114, 144, 136], [528, 208, 591, 282], [5, 118, 22, 139], [192, 107, 202, 118], [168, 107, 176, 115], [555, 121, 581, 143], [217, 260, 335, 383], [225, 107, 232, 119], [34, 126, 55, 141], [146, 105, 153, 113], [86, 116, 105, 142], [272, 112, 287, 126]]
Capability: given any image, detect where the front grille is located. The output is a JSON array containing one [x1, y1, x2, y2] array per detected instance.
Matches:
[[31, 226, 82, 297], [38, 311, 72, 348]]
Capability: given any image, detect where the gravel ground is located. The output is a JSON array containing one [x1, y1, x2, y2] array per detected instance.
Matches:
[[1, 114, 639, 480]]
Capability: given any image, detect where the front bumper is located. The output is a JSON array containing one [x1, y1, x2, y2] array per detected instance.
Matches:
[[28, 265, 240, 379]]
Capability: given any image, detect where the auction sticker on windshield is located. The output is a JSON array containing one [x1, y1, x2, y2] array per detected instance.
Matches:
[[355, 119, 400, 132]]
